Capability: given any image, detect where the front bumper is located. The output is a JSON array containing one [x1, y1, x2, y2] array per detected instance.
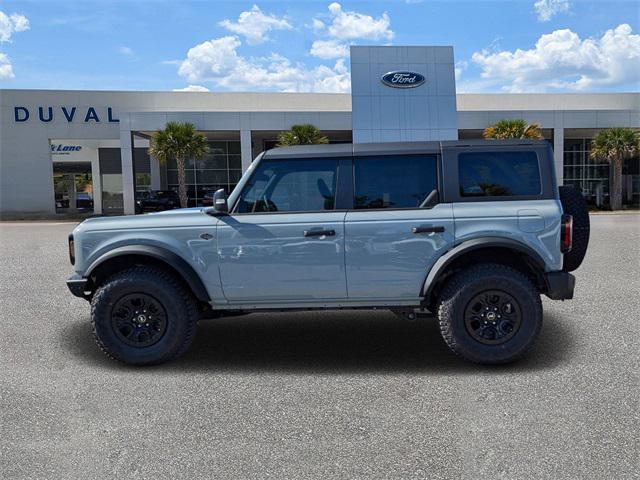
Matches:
[[544, 271, 575, 300], [66, 274, 89, 299]]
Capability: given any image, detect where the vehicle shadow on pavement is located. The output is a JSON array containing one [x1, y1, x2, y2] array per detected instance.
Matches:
[[63, 310, 572, 374]]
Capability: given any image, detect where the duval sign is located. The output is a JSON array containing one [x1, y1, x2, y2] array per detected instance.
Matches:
[[13, 106, 119, 123], [381, 71, 426, 88]]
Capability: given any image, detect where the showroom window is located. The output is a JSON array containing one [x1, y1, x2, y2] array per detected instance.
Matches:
[[564, 137, 640, 208], [353, 155, 438, 209], [166, 140, 242, 207], [563, 138, 611, 207]]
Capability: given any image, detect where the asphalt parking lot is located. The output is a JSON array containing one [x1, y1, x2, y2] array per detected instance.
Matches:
[[0, 215, 638, 479]]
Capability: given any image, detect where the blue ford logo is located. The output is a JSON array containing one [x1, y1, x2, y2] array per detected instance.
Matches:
[[381, 71, 426, 88]]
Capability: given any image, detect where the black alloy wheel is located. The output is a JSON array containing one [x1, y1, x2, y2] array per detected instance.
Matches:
[[463, 290, 522, 345], [111, 293, 168, 348]]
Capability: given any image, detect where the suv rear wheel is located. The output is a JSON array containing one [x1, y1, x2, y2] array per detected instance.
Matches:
[[91, 266, 198, 365], [437, 264, 542, 364]]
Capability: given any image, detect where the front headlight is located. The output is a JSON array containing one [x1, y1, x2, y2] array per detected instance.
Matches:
[[68, 234, 75, 265]]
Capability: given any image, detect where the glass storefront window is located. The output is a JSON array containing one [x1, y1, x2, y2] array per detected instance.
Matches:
[[136, 173, 151, 191], [102, 174, 124, 214], [563, 136, 640, 208], [166, 140, 241, 206], [563, 138, 610, 208], [52, 165, 94, 213]]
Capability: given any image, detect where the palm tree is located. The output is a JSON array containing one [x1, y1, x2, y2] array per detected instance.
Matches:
[[483, 119, 543, 140], [590, 127, 640, 210], [277, 124, 329, 147], [148, 122, 209, 208]]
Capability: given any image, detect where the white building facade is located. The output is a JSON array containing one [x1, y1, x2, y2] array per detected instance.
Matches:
[[1, 46, 638, 216]]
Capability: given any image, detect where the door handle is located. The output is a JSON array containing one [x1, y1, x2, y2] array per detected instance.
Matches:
[[304, 229, 336, 237], [412, 226, 445, 234]]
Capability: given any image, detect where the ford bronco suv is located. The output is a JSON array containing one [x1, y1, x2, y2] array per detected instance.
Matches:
[[66, 140, 589, 365]]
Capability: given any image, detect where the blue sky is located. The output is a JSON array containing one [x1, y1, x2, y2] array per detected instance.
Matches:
[[0, 0, 638, 93]]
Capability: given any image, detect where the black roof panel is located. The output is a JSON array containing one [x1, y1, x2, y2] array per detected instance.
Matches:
[[263, 143, 352, 159], [262, 139, 550, 159], [353, 141, 440, 156]]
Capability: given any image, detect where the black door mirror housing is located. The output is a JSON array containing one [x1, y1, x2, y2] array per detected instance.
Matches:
[[213, 189, 229, 214]]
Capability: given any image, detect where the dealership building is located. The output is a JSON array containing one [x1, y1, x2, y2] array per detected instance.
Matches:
[[1, 46, 638, 216]]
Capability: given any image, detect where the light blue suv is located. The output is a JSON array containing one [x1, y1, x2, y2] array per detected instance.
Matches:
[[67, 140, 589, 365]]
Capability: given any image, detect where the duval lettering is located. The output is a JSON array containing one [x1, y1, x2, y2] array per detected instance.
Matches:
[[14, 106, 119, 123]]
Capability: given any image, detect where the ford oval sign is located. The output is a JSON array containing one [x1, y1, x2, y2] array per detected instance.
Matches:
[[381, 71, 425, 88]]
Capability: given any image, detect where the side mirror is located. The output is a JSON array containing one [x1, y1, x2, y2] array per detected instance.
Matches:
[[213, 188, 229, 214]]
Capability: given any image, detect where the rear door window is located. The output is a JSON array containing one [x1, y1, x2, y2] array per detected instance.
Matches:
[[353, 155, 438, 209], [458, 151, 541, 197]]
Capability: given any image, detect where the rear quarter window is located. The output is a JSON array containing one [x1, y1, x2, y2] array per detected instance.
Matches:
[[459, 151, 541, 197]]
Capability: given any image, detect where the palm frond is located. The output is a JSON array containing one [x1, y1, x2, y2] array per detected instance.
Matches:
[[483, 119, 543, 140], [590, 127, 640, 165], [277, 124, 329, 147]]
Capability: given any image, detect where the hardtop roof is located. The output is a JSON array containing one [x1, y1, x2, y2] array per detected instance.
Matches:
[[262, 139, 549, 159]]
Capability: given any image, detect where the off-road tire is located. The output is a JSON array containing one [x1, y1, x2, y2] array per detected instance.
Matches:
[[437, 264, 542, 364], [559, 185, 590, 272], [91, 266, 198, 365]]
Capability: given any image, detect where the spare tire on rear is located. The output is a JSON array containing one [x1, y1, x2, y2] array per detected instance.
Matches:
[[559, 185, 590, 272]]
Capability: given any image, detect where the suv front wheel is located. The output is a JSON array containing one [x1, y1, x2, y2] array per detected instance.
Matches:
[[437, 264, 542, 364], [91, 266, 198, 365]]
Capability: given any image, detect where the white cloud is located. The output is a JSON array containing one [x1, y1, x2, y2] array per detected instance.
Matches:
[[0, 11, 30, 43], [310, 39, 349, 60], [177, 35, 350, 93], [307, 3, 393, 59], [219, 5, 291, 45], [471, 24, 640, 92], [534, 0, 570, 22], [118, 46, 133, 56], [173, 85, 210, 92], [0, 52, 14, 79], [324, 3, 393, 41], [455, 60, 468, 81], [311, 18, 325, 31], [178, 36, 243, 82]]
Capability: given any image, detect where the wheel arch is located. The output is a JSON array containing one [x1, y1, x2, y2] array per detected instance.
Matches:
[[85, 245, 210, 303], [422, 237, 548, 309]]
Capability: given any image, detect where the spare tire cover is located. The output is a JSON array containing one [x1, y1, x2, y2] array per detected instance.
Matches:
[[559, 186, 590, 272]]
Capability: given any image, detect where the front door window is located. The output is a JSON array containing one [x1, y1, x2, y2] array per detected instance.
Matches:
[[235, 158, 338, 213]]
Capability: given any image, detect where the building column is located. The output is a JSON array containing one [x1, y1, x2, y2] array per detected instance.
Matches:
[[150, 155, 161, 190], [240, 129, 252, 173], [91, 150, 103, 215], [67, 174, 77, 212], [120, 118, 136, 215], [553, 127, 564, 186]]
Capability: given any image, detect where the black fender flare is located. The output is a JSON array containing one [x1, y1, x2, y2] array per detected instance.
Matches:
[[422, 237, 547, 300], [85, 245, 210, 302]]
